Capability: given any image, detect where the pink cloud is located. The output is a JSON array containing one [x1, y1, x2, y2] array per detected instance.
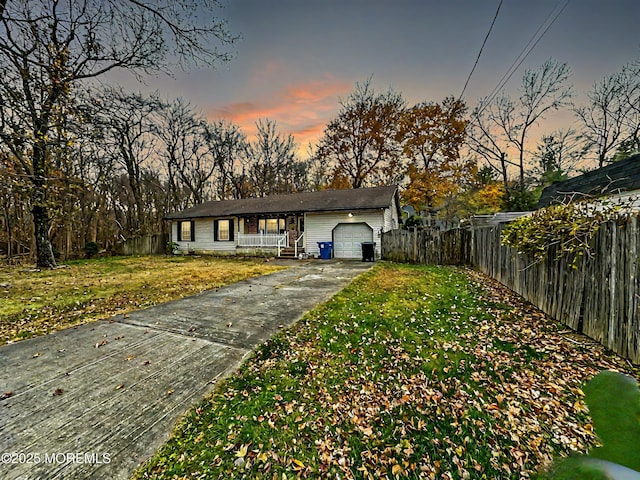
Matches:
[[292, 122, 327, 139], [206, 74, 351, 154]]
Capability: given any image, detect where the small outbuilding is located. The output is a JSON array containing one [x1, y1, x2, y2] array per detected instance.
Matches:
[[165, 185, 401, 259]]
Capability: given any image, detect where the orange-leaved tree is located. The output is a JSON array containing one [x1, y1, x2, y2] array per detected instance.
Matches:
[[399, 97, 470, 213], [317, 79, 405, 188]]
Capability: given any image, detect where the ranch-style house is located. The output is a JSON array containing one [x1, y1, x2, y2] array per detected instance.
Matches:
[[165, 185, 401, 259]]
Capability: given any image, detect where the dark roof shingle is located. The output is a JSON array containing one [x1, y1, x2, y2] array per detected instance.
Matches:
[[538, 154, 640, 207], [165, 185, 398, 220]]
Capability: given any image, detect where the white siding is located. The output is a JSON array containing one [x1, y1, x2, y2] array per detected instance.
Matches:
[[172, 218, 237, 254], [383, 194, 400, 230], [304, 210, 385, 257]]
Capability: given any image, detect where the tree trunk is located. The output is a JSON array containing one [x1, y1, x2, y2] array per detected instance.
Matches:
[[499, 152, 509, 191], [3, 210, 12, 259], [32, 198, 56, 268], [31, 138, 56, 268]]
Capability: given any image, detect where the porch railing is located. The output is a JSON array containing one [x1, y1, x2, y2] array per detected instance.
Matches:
[[237, 232, 289, 248], [294, 232, 304, 257]]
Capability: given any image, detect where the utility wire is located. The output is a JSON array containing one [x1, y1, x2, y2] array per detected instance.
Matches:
[[472, 0, 570, 121], [459, 0, 503, 101]]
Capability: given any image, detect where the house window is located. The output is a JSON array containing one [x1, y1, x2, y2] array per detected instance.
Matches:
[[258, 218, 286, 234], [214, 219, 234, 242], [218, 219, 230, 241], [178, 221, 194, 242]]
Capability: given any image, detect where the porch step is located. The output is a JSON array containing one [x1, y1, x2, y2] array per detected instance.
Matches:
[[279, 247, 305, 258]]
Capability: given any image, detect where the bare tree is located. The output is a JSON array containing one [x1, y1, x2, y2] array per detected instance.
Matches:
[[468, 59, 573, 204], [245, 119, 299, 197], [0, 0, 235, 267], [89, 87, 161, 235], [533, 129, 582, 186], [466, 101, 514, 192], [305, 143, 332, 191], [154, 98, 218, 206], [209, 121, 248, 200], [0, 152, 31, 259], [621, 61, 640, 152], [575, 61, 640, 165], [575, 70, 631, 167]]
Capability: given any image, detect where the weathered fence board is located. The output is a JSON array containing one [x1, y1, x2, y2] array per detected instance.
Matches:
[[382, 216, 640, 364], [381, 228, 471, 265], [121, 234, 168, 255]]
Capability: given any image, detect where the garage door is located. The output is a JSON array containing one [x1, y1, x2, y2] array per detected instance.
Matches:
[[332, 223, 373, 259]]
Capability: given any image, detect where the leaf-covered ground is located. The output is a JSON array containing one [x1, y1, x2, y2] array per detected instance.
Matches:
[[0, 255, 284, 343], [134, 263, 638, 480]]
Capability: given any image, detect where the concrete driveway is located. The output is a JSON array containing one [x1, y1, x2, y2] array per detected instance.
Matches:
[[0, 260, 372, 480]]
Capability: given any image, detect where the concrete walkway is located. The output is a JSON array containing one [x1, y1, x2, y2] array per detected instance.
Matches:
[[0, 260, 372, 480]]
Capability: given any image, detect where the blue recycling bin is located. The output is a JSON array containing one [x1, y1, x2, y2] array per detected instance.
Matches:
[[317, 241, 333, 260]]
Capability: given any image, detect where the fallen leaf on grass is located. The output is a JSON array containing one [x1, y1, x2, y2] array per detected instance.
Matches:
[[292, 458, 305, 471], [235, 444, 248, 458]]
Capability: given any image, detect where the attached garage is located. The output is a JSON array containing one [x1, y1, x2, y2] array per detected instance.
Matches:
[[168, 185, 401, 259], [332, 223, 373, 259]]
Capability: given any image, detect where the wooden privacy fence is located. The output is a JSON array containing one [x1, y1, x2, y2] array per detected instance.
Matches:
[[472, 218, 640, 364], [121, 234, 168, 255], [381, 228, 471, 265], [382, 217, 640, 364]]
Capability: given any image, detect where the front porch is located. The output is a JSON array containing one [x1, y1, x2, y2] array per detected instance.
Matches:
[[237, 233, 289, 248], [238, 214, 305, 257], [236, 232, 305, 257]]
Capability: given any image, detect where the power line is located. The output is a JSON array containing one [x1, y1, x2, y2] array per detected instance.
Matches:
[[472, 0, 570, 120], [459, 0, 503, 101]]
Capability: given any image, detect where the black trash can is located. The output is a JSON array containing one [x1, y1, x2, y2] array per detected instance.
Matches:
[[361, 242, 376, 262]]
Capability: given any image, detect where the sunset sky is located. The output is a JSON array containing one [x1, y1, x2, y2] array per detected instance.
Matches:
[[117, 0, 640, 155]]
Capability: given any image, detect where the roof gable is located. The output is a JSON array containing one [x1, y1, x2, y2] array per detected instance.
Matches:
[[538, 154, 640, 207], [166, 186, 399, 220]]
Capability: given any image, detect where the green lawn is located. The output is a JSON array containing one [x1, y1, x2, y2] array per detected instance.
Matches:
[[134, 263, 637, 479], [0, 255, 285, 343]]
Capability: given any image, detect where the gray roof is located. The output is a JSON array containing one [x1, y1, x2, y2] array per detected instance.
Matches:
[[469, 212, 531, 227], [166, 185, 399, 220], [538, 154, 640, 207]]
